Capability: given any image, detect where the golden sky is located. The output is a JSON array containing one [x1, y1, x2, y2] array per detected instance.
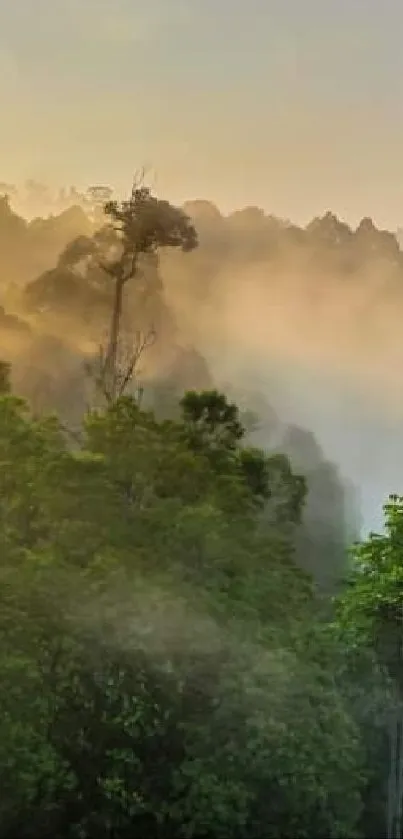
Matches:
[[1, 0, 403, 226]]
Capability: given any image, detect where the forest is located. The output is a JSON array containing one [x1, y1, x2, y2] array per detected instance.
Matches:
[[0, 180, 403, 838]]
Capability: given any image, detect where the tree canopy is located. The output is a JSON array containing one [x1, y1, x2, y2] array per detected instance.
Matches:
[[0, 181, 401, 837], [0, 380, 368, 838]]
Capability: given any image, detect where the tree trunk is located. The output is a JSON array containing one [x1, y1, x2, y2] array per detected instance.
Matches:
[[105, 275, 125, 402]]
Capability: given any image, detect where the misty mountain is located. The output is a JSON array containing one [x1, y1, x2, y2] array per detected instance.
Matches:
[[0, 188, 401, 588]]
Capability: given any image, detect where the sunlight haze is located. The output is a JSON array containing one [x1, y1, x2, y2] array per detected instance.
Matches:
[[1, 0, 403, 226]]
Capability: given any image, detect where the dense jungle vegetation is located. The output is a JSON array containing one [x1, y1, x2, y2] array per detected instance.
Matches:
[[0, 181, 403, 838]]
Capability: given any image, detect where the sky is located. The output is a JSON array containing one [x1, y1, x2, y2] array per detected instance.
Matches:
[[1, 0, 403, 226]]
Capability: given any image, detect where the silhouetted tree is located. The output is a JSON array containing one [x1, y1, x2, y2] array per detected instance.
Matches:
[[100, 179, 197, 401]]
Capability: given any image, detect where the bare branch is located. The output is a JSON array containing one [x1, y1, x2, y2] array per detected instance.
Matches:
[[85, 324, 156, 407], [117, 327, 156, 398]]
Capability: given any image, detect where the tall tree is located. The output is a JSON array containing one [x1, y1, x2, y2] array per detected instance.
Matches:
[[100, 180, 197, 401], [336, 495, 403, 839]]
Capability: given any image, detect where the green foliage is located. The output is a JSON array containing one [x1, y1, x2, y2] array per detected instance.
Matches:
[[0, 379, 367, 838], [333, 496, 403, 838], [336, 495, 403, 676], [180, 389, 245, 449], [179, 389, 306, 519]]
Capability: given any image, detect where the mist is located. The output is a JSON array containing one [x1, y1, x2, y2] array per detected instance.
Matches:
[[159, 204, 403, 536], [1, 186, 402, 546], [1, 179, 402, 836]]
